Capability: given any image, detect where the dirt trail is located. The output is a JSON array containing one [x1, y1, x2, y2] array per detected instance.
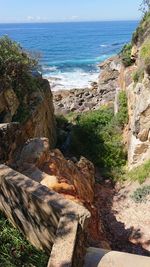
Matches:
[[91, 179, 150, 256]]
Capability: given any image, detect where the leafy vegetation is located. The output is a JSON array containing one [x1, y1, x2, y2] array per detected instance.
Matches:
[[132, 12, 150, 44], [125, 160, 150, 184], [56, 91, 128, 179], [0, 212, 49, 267], [0, 36, 37, 81], [0, 36, 41, 123], [132, 69, 144, 83], [139, 0, 150, 14], [131, 185, 150, 203], [116, 91, 128, 127], [140, 39, 150, 74], [120, 43, 134, 67]]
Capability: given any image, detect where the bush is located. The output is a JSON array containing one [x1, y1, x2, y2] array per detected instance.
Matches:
[[120, 43, 133, 67], [0, 36, 42, 124], [69, 106, 127, 178], [140, 39, 150, 73], [0, 36, 37, 80], [131, 185, 150, 203], [0, 212, 48, 267], [132, 69, 144, 83], [132, 12, 150, 44], [116, 91, 128, 127]]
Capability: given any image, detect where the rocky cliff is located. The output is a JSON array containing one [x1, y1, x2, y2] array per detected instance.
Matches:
[[119, 13, 150, 168], [97, 13, 150, 169], [0, 37, 56, 162]]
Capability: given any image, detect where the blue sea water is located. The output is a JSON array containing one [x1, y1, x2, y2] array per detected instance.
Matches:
[[0, 21, 138, 90]]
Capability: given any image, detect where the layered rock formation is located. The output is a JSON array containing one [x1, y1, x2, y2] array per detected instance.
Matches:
[[15, 137, 95, 206], [118, 15, 150, 168], [0, 77, 56, 156]]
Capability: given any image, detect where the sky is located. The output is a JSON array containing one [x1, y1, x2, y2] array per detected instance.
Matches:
[[0, 0, 142, 23]]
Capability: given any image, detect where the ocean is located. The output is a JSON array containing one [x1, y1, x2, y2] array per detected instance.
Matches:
[[0, 21, 138, 90]]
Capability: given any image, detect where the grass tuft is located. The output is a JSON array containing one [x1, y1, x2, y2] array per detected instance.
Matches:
[[0, 212, 49, 267]]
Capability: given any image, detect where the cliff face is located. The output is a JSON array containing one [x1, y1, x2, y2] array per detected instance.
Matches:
[[121, 14, 150, 168], [0, 77, 56, 162], [98, 14, 150, 169]]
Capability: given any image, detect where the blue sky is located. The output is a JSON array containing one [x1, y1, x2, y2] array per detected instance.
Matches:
[[0, 0, 142, 23]]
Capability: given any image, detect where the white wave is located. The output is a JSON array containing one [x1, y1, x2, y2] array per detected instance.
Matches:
[[44, 69, 99, 91], [42, 66, 58, 72], [100, 44, 109, 47]]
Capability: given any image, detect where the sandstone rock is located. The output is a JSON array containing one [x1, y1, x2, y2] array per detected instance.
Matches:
[[127, 76, 150, 167], [0, 122, 22, 163], [138, 129, 149, 142], [0, 78, 56, 149], [70, 103, 79, 112], [18, 137, 50, 166], [4, 88, 19, 117], [41, 149, 95, 204]]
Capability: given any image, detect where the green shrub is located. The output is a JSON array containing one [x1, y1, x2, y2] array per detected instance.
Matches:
[[116, 91, 128, 127], [140, 39, 150, 72], [131, 185, 150, 203], [0, 212, 48, 267], [132, 12, 150, 44], [132, 69, 144, 83], [0, 36, 41, 124], [0, 36, 37, 80], [126, 160, 150, 183], [69, 106, 127, 178], [120, 43, 133, 67]]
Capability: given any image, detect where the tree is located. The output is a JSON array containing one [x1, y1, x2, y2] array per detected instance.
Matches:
[[140, 0, 150, 13]]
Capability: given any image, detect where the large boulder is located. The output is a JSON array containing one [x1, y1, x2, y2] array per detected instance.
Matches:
[[17, 138, 95, 206]]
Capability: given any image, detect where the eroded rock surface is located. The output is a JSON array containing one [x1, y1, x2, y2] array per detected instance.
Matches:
[[0, 77, 56, 149], [16, 137, 95, 206]]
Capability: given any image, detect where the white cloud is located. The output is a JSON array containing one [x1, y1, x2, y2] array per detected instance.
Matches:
[[70, 15, 79, 20], [26, 16, 35, 21]]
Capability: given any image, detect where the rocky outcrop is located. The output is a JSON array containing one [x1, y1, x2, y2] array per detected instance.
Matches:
[[16, 137, 95, 206], [0, 77, 56, 150], [127, 71, 150, 167], [53, 56, 121, 114], [98, 56, 121, 106], [0, 123, 23, 163]]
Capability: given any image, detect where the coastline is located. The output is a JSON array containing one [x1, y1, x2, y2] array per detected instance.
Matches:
[[52, 55, 121, 114]]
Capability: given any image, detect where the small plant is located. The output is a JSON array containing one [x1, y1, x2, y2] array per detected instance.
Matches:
[[132, 69, 144, 83], [120, 43, 134, 67], [132, 71, 140, 83], [0, 212, 49, 267], [116, 91, 128, 127], [131, 185, 150, 203], [140, 39, 150, 74], [126, 159, 150, 183]]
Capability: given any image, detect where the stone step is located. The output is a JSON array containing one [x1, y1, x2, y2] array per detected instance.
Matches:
[[84, 247, 150, 267]]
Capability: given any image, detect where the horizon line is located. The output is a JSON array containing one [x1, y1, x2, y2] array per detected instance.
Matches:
[[0, 18, 140, 24]]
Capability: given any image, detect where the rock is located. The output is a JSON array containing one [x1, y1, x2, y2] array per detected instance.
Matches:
[[16, 137, 95, 206], [0, 78, 56, 149], [4, 88, 19, 117], [138, 129, 149, 142], [70, 103, 79, 112], [41, 149, 95, 205], [0, 122, 22, 163], [18, 137, 50, 166], [127, 75, 150, 167]]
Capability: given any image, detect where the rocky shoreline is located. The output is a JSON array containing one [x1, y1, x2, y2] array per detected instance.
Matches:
[[52, 56, 121, 114]]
